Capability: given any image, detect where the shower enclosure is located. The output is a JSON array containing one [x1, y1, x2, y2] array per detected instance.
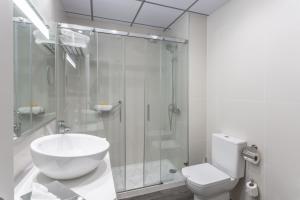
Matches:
[[55, 23, 188, 192]]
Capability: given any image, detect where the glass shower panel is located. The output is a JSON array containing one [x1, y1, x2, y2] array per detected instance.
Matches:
[[160, 41, 188, 183], [173, 42, 189, 174], [56, 27, 126, 192], [63, 50, 87, 132], [144, 40, 162, 187], [125, 37, 146, 190], [94, 33, 126, 192], [57, 28, 92, 134]]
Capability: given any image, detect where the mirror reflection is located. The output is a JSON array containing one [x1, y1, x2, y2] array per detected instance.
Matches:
[[13, 5, 56, 138]]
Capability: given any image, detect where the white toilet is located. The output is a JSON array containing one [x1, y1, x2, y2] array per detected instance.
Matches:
[[182, 134, 246, 200]]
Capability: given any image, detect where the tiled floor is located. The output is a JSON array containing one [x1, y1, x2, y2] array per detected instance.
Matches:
[[112, 160, 185, 191], [121, 186, 193, 200]]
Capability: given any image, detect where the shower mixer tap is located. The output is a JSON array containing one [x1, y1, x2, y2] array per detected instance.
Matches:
[[57, 120, 71, 134], [168, 104, 180, 131], [13, 110, 22, 137], [168, 103, 180, 114]]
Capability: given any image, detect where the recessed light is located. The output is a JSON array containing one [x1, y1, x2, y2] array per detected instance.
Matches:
[[151, 35, 159, 39], [66, 54, 76, 69]]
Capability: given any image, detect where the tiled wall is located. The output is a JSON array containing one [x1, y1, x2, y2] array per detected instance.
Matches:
[[207, 0, 300, 199]]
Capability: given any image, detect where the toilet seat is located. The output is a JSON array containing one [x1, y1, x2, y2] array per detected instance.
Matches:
[[182, 163, 231, 188]]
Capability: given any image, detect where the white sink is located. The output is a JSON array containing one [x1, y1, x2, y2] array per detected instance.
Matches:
[[30, 133, 110, 180]]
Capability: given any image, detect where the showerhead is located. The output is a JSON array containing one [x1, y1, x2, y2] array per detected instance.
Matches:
[[165, 43, 177, 53]]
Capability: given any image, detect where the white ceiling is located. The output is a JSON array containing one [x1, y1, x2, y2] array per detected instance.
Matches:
[[190, 0, 228, 13], [62, 0, 229, 30], [148, 0, 196, 9], [93, 0, 141, 22], [135, 3, 182, 28]]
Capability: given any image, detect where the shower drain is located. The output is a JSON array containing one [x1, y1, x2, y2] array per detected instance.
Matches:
[[169, 169, 177, 173]]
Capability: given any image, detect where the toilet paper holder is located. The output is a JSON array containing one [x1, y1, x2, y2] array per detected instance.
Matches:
[[242, 145, 260, 165]]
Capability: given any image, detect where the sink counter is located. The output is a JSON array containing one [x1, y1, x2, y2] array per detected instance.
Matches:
[[15, 153, 117, 200]]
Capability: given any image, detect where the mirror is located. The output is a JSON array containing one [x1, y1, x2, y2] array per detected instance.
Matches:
[[13, 4, 56, 138]]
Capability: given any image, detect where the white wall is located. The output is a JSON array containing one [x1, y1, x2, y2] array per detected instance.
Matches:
[[167, 13, 207, 165], [207, 0, 300, 199], [30, 0, 65, 23], [0, 0, 14, 199]]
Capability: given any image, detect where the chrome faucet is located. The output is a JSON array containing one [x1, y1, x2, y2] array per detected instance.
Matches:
[[57, 120, 71, 134]]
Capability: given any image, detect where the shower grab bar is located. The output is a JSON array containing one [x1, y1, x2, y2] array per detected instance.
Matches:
[[112, 101, 122, 123], [112, 101, 122, 111]]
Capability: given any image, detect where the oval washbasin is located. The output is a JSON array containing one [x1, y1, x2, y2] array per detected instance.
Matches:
[[30, 133, 110, 180]]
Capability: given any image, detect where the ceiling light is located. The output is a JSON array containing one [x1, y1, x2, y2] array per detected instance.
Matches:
[[13, 0, 49, 39], [66, 54, 76, 69], [111, 30, 118, 34]]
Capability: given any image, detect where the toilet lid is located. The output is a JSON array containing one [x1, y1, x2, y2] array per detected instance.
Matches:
[[182, 163, 230, 187]]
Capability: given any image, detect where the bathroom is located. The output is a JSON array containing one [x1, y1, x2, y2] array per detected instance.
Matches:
[[0, 0, 299, 199]]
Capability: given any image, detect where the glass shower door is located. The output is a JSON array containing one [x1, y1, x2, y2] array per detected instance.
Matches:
[[94, 33, 126, 192], [144, 40, 162, 187], [160, 41, 189, 183], [124, 37, 146, 190], [124, 38, 189, 189]]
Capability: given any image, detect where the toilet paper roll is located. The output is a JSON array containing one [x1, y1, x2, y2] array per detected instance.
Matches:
[[244, 153, 260, 165], [246, 181, 259, 198]]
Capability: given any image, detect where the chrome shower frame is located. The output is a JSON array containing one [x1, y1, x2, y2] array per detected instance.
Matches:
[[58, 23, 188, 44]]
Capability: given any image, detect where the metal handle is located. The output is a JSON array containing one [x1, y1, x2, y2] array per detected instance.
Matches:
[[119, 106, 122, 123], [147, 104, 150, 121], [112, 100, 122, 111], [117, 101, 122, 123]]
